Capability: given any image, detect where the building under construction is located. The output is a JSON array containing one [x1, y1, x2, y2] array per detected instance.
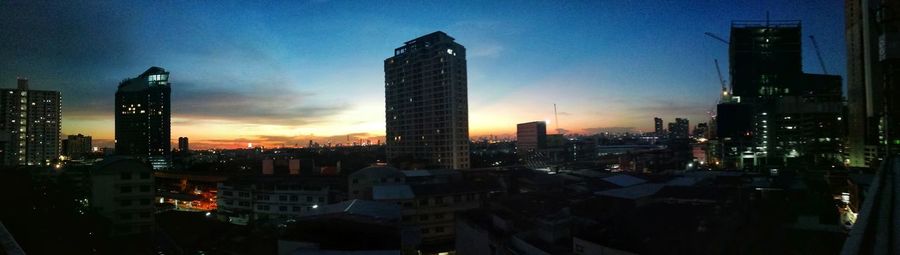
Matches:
[[713, 19, 844, 171]]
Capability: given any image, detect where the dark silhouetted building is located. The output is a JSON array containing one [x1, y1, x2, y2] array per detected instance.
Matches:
[[178, 137, 189, 152], [845, 0, 900, 167], [384, 31, 469, 169], [0, 78, 61, 166], [729, 21, 803, 100], [115, 67, 171, 170], [62, 134, 92, 160], [517, 121, 547, 154], [654, 117, 665, 137], [715, 20, 845, 170], [668, 118, 689, 139]]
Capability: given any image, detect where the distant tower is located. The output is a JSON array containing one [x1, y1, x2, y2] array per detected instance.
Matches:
[[384, 31, 469, 169], [115, 67, 171, 170], [0, 78, 61, 166], [178, 137, 189, 152], [517, 121, 547, 154], [654, 117, 665, 136]]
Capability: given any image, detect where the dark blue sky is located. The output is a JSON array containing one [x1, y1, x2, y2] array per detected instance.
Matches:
[[0, 0, 845, 148]]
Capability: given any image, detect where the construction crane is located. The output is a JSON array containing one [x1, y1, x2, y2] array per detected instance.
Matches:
[[704, 32, 729, 45], [715, 59, 727, 96], [809, 35, 828, 74]]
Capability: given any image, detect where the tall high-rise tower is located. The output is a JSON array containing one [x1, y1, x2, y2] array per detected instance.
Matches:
[[115, 67, 171, 169], [384, 31, 469, 169], [0, 78, 61, 166], [845, 0, 900, 167], [654, 117, 665, 136]]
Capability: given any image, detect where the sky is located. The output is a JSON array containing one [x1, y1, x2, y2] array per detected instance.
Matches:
[[0, 0, 846, 149]]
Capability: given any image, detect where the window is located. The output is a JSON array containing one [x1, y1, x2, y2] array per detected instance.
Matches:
[[293, 206, 301, 212], [279, 195, 287, 201], [435, 226, 445, 233], [120, 186, 132, 193], [279, 206, 287, 212], [139, 212, 151, 219], [119, 200, 132, 206], [318, 197, 325, 203], [139, 185, 150, 192], [120, 172, 131, 180], [307, 196, 313, 202], [435, 213, 445, 219]]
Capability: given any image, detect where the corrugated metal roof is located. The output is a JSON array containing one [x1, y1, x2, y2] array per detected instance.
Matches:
[[372, 184, 415, 200], [595, 183, 665, 200], [601, 174, 647, 187]]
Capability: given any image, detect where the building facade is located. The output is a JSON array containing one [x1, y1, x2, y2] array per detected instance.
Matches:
[[517, 121, 547, 155], [668, 118, 690, 139], [714, 20, 845, 171], [115, 67, 171, 170], [654, 117, 665, 137], [217, 176, 332, 225], [385, 31, 470, 169], [62, 134, 92, 160], [177, 137, 189, 152], [0, 78, 61, 166], [90, 157, 155, 237], [845, 0, 900, 167]]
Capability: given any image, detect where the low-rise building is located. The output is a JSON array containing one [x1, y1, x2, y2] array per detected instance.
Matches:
[[217, 176, 335, 225]]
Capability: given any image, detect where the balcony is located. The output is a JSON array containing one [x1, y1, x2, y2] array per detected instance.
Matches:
[[841, 156, 900, 255]]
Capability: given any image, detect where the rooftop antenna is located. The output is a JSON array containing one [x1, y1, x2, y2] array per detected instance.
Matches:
[[554, 103, 561, 134]]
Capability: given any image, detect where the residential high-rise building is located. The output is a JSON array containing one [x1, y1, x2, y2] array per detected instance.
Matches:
[[62, 134, 92, 160], [384, 31, 469, 169], [516, 121, 547, 154], [654, 117, 665, 137], [178, 137, 189, 152], [115, 67, 171, 170], [845, 0, 900, 167], [0, 78, 61, 166], [668, 118, 690, 139]]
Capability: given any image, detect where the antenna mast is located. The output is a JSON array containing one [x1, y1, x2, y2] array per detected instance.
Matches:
[[554, 103, 560, 134]]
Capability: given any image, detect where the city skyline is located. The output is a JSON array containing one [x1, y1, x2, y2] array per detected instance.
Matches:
[[0, 1, 845, 149]]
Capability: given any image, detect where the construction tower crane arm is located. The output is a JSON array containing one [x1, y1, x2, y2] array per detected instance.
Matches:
[[704, 32, 729, 44], [715, 59, 727, 94], [809, 35, 828, 74]]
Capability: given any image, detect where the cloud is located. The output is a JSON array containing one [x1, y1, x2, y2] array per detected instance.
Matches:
[[172, 81, 347, 126]]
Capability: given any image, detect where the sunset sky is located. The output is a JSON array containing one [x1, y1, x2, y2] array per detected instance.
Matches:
[[0, 1, 845, 149]]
